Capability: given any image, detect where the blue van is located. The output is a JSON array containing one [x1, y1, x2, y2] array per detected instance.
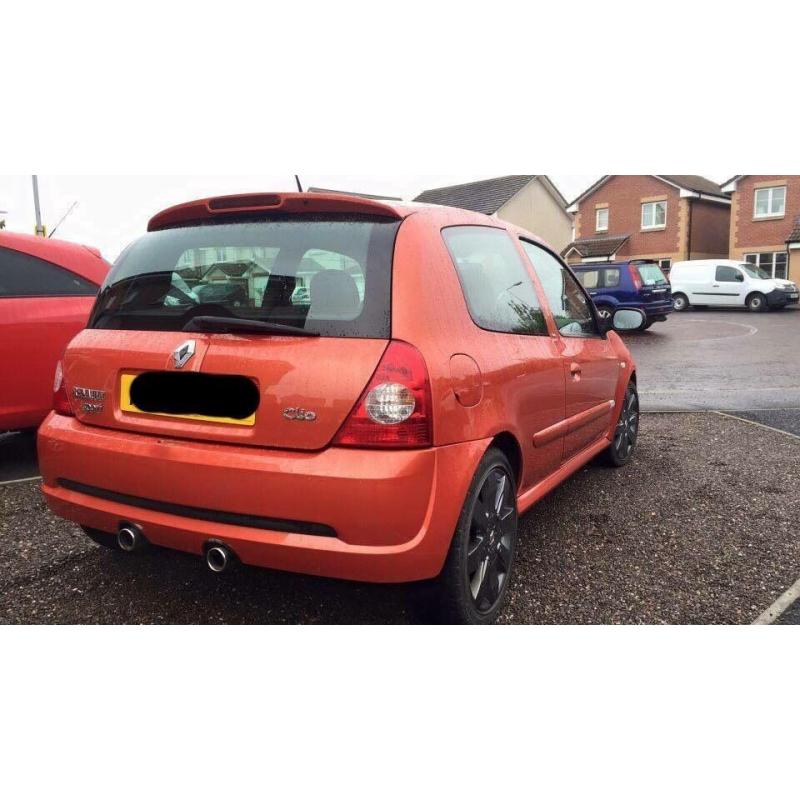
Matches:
[[572, 260, 672, 330]]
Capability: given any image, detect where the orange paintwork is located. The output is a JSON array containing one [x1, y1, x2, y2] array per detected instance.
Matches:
[[38, 193, 636, 583]]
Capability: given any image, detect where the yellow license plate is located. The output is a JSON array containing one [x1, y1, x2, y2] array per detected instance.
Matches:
[[119, 373, 256, 427]]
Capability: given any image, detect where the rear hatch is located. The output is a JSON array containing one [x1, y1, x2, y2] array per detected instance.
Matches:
[[630, 261, 671, 304], [64, 212, 401, 451]]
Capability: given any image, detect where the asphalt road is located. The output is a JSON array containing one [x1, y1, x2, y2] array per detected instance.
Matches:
[[626, 306, 800, 411], [1, 413, 798, 624]]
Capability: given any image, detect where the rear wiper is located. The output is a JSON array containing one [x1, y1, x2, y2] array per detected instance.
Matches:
[[183, 315, 320, 337]]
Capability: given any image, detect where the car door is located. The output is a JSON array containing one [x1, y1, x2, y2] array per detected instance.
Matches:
[[713, 264, 747, 306], [520, 240, 622, 461], [441, 226, 566, 491], [0, 246, 98, 430]]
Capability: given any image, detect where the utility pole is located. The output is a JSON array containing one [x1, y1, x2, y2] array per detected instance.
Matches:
[[32, 175, 46, 236]]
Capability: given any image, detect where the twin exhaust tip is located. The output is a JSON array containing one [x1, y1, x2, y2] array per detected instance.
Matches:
[[116, 524, 236, 574]]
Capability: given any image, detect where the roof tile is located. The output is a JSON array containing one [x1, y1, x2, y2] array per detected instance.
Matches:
[[414, 175, 538, 215]]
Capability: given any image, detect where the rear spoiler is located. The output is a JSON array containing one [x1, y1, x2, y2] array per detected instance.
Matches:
[[148, 192, 406, 232]]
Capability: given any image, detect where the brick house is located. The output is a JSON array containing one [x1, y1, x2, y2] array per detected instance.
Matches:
[[721, 175, 800, 282], [563, 176, 731, 273]]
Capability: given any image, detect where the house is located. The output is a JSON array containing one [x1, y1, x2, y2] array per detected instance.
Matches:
[[563, 176, 731, 273], [721, 175, 800, 282], [413, 175, 574, 253]]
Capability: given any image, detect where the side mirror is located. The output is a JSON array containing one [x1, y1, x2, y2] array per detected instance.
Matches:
[[611, 308, 646, 332]]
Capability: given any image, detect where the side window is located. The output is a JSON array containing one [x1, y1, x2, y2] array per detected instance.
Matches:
[[716, 265, 743, 283], [578, 270, 599, 289], [0, 246, 98, 298], [520, 240, 599, 338], [604, 268, 621, 288], [442, 226, 548, 336]]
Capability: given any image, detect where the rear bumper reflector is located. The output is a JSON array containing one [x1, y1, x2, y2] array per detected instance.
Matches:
[[57, 479, 337, 538]]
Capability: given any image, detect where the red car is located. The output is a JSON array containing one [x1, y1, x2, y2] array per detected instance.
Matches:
[[0, 232, 109, 432], [39, 193, 642, 623]]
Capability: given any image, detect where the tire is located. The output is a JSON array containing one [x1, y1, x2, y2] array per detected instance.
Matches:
[[595, 305, 613, 323], [746, 293, 767, 313], [81, 526, 120, 550], [430, 448, 519, 624], [672, 293, 689, 312], [598, 382, 640, 468]]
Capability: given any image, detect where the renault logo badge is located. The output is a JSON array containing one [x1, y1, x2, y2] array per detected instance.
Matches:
[[173, 340, 196, 369]]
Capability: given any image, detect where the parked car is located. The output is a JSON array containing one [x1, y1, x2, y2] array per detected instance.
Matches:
[[0, 231, 109, 433], [670, 260, 799, 312], [38, 193, 642, 624], [572, 260, 672, 330]]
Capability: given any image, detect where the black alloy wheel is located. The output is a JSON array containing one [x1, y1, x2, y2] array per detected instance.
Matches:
[[429, 448, 519, 624], [466, 466, 517, 614], [599, 383, 640, 467]]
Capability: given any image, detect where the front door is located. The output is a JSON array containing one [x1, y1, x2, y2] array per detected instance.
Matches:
[[713, 264, 747, 306], [520, 241, 622, 461]]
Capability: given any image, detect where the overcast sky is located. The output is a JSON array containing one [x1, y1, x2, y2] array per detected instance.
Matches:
[[0, 174, 728, 262]]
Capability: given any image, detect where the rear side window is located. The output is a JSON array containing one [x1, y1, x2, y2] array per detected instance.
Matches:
[[604, 268, 621, 288], [520, 240, 598, 338], [0, 246, 98, 298], [577, 268, 621, 290], [442, 226, 547, 336], [578, 270, 600, 289], [89, 216, 400, 338]]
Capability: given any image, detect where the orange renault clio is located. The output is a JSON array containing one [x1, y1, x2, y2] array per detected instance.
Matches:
[[38, 192, 642, 623]]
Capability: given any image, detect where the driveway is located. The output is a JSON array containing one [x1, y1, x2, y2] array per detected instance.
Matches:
[[626, 307, 800, 411], [1, 413, 798, 624]]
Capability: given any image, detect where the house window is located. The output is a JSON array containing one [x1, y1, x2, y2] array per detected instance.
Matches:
[[744, 252, 789, 279], [595, 208, 609, 232], [754, 186, 786, 219], [641, 201, 667, 230], [658, 259, 672, 274]]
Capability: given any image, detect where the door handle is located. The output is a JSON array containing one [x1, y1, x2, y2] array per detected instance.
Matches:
[[570, 362, 582, 378]]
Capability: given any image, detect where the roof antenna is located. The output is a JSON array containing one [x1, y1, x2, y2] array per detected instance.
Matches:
[[294, 175, 304, 192]]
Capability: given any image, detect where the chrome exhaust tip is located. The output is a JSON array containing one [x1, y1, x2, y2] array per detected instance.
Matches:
[[117, 524, 145, 553], [206, 544, 232, 574]]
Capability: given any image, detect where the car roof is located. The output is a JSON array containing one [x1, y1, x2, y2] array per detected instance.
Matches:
[[0, 230, 110, 285], [572, 260, 648, 269], [672, 259, 743, 267], [147, 191, 553, 250]]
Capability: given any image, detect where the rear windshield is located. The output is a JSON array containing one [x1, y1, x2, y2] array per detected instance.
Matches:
[[634, 262, 668, 286], [89, 216, 401, 338]]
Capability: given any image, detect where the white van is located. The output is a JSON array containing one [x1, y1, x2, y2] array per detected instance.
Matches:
[[670, 260, 798, 312]]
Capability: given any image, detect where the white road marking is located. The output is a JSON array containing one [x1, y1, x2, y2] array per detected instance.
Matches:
[[753, 576, 800, 625], [713, 411, 800, 442], [0, 476, 42, 487], [675, 318, 759, 341]]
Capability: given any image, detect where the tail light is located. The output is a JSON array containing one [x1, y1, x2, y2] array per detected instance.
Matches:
[[53, 360, 74, 417], [333, 341, 433, 448], [629, 264, 643, 291]]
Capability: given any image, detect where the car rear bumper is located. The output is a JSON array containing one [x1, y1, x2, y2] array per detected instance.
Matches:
[[38, 413, 488, 583], [643, 301, 673, 318]]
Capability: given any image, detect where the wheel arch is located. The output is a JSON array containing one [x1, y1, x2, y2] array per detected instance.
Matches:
[[745, 290, 765, 306], [488, 431, 523, 488]]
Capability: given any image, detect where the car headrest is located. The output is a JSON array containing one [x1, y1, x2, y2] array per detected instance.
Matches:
[[309, 270, 360, 319]]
